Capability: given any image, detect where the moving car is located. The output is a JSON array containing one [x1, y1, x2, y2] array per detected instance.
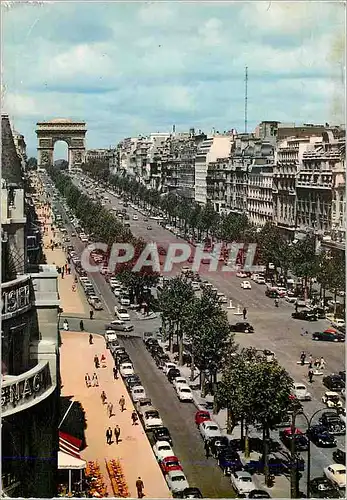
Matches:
[[165, 470, 190, 495], [199, 421, 222, 441], [292, 383, 311, 401], [323, 464, 346, 488], [291, 310, 317, 321], [133, 215, 138, 220], [115, 307, 130, 321], [230, 470, 256, 495], [105, 321, 134, 332], [88, 295, 103, 310], [160, 456, 182, 475], [230, 322, 254, 333], [153, 440, 174, 461], [130, 385, 146, 402], [333, 449, 346, 465], [248, 490, 271, 499], [143, 407, 163, 430], [153, 427, 173, 446], [236, 271, 248, 278], [279, 427, 309, 451], [323, 374, 345, 391], [322, 392, 343, 408], [119, 362, 134, 377], [319, 411, 346, 435], [195, 410, 211, 426], [147, 225, 152, 230], [218, 449, 243, 475], [309, 477, 341, 498], [306, 425, 337, 447], [241, 280, 252, 289], [312, 330, 345, 342], [176, 385, 194, 402]]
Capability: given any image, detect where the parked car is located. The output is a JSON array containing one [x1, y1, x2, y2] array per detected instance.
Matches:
[[312, 330, 345, 342], [319, 411, 346, 435], [230, 470, 256, 495], [199, 421, 222, 441], [105, 320, 134, 332], [309, 477, 341, 498], [323, 464, 346, 488], [176, 385, 194, 402], [230, 322, 254, 333], [152, 427, 173, 446], [218, 449, 243, 475], [143, 407, 163, 430], [292, 383, 311, 401], [292, 310, 317, 321], [241, 280, 252, 289], [306, 425, 337, 447], [153, 440, 174, 461], [125, 375, 141, 389], [115, 307, 130, 321], [165, 470, 190, 495], [181, 487, 203, 498], [163, 362, 178, 375], [248, 490, 271, 499], [236, 271, 248, 278], [119, 295, 131, 306], [160, 456, 182, 475], [333, 449, 346, 465], [173, 377, 188, 390], [279, 427, 309, 451], [195, 410, 211, 426], [130, 385, 146, 402], [323, 374, 345, 391], [322, 392, 343, 408], [136, 398, 152, 416], [119, 362, 134, 377], [209, 436, 229, 458], [167, 368, 181, 383]]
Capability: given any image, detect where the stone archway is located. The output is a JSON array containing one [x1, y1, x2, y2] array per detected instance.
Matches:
[[36, 119, 87, 171]]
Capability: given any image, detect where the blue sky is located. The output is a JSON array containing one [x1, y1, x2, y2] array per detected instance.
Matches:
[[2, 1, 345, 158]]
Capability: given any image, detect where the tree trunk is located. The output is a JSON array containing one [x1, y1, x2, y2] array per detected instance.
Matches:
[[333, 290, 337, 319], [240, 416, 244, 444], [201, 371, 206, 398], [244, 423, 250, 458], [190, 353, 195, 381], [178, 331, 184, 366], [226, 408, 233, 434]]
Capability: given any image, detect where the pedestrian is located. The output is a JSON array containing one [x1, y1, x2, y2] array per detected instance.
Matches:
[[63, 319, 69, 331], [101, 391, 107, 404], [65, 263, 68, 273], [319, 356, 326, 370], [131, 411, 138, 425], [314, 357, 320, 368], [106, 427, 112, 445], [92, 372, 99, 387], [89, 310, 94, 320], [113, 366, 118, 380], [94, 354, 99, 369], [308, 368, 314, 383], [119, 395, 126, 412], [85, 373, 91, 388], [308, 355, 313, 369], [61, 268, 64, 279], [80, 320, 84, 331], [67, 266, 71, 275], [242, 307, 247, 320], [101, 354, 106, 367], [108, 402, 114, 418], [72, 283, 76, 292], [136, 477, 144, 498], [89, 334, 93, 345], [114, 425, 121, 444], [204, 439, 210, 459], [300, 351, 306, 366]]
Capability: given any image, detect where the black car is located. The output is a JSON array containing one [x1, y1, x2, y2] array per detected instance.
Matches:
[[217, 449, 242, 475], [319, 411, 346, 435], [230, 322, 254, 333], [310, 307, 327, 319], [332, 448, 346, 465], [116, 354, 131, 366], [181, 488, 203, 498], [167, 368, 181, 383], [125, 375, 141, 389], [323, 374, 345, 391], [279, 430, 309, 451], [292, 310, 317, 321], [145, 338, 159, 349], [306, 425, 337, 447], [152, 427, 173, 446], [312, 330, 345, 342], [248, 491, 271, 499], [339, 370, 346, 381], [309, 477, 341, 498], [208, 436, 229, 457]]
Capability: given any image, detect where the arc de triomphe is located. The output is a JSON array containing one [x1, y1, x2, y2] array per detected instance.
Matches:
[[36, 118, 87, 170]]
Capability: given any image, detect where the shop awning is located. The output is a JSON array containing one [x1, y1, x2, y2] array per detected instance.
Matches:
[[58, 451, 86, 470], [59, 431, 82, 459]]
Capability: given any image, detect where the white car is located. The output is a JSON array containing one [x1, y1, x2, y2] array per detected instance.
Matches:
[[292, 383, 312, 401], [322, 391, 343, 408], [324, 464, 346, 488], [257, 277, 266, 285], [217, 293, 228, 303], [115, 307, 130, 321], [119, 362, 134, 377], [241, 280, 252, 289], [133, 215, 138, 220], [236, 271, 248, 278], [119, 295, 131, 306], [109, 279, 121, 288], [230, 470, 256, 495], [113, 286, 123, 297], [165, 470, 189, 494], [136, 398, 152, 416], [153, 440, 174, 461], [143, 407, 163, 430], [172, 377, 188, 390], [163, 362, 178, 375], [176, 385, 193, 402], [130, 385, 146, 402], [199, 421, 222, 441]]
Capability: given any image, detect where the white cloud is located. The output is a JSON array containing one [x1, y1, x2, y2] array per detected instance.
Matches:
[[137, 3, 175, 26]]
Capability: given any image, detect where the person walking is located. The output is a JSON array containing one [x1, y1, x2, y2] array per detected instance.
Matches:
[[135, 477, 144, 498], [113, 366, 118, 380], [80, 320, 84, 331], [119, 395, 126, 412], [106, 427, 112, 445], [131, 411, 138, 425], [308, 368, 314, 383], [204, 439, 210, 459], [89, 334, 93, 345], [85, 373, 91, 388], [89, 310, 94, 320], [61, 268, 65, 279], [108, 402, 114, 418], [92, 372, 98, 387], [114, 425, 121, 444], [94, 354, 99, 369], [319, 356, 326, 370], [101, 391, 107, 404], [308, 355, 313, 369], [300, 351, 306, 366], [242, 307, 247, 320]]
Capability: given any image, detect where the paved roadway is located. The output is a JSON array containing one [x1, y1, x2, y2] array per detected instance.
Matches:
[[51, 173, 345, 492]]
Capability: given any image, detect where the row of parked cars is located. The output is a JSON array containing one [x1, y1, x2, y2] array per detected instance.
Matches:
[[106, 336, 202, 498]]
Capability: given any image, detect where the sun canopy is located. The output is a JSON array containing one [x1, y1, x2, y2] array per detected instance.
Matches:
[[58, 451, 86, 470]]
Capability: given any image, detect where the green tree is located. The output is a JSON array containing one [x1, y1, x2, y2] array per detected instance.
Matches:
[[290, 235, 319, 299], [27, 157, 38, 170], [257, 222, 292, 279]]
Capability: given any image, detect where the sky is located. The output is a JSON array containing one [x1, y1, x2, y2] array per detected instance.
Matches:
[[2, 0, 345, 158]]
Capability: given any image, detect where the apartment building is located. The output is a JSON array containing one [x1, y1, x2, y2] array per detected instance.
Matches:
[[85, 148, 113, 163], [247, 163, 274, 226]]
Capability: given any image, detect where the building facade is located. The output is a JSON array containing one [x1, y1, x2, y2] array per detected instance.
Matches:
[[1, 115, 60, 498], [85, 148, 113, 164]]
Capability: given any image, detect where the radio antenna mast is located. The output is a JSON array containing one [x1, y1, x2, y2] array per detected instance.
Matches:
[[244, 66, 248, 133]]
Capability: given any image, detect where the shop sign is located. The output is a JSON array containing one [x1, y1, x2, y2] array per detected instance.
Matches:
[[1, 282, 31, 316], [1, 363, 51, 410]]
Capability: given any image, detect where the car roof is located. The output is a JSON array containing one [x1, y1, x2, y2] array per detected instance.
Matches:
[[235, 470, 251, 477], [325, 391, 339, 395], [131, 385, 145, 391], [162, 455, 179, 462], [168, 470, 186, 478], [156, 440, 172, 447]]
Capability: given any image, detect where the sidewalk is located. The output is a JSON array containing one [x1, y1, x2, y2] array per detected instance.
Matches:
[[60, 331, 171, 498]]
